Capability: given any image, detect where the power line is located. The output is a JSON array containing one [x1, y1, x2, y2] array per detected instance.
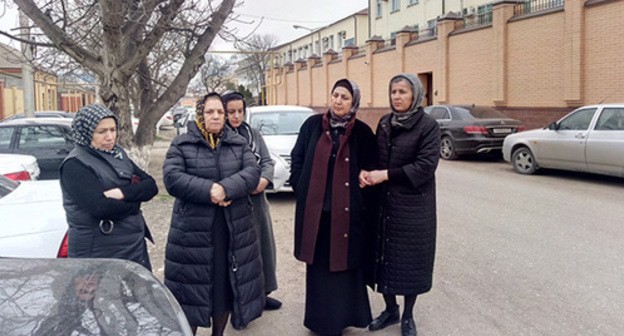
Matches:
[[237, 13, 331, 24]]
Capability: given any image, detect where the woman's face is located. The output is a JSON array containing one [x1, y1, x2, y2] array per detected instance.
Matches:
[[331, 86, 353, 117], [91, 117, 117, 151], [390, 79, 414, 113], [226, 99, 245, 129], [203, 97, 225, 133]]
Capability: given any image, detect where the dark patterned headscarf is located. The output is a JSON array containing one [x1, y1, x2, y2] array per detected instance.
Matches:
[[329, 78, 361, 128], [72, 104, 123, 159], [389, 73, 424, 128]]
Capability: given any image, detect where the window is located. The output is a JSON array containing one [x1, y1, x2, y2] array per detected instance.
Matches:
[[344, 38, 355, 47], [409, 0, 419, 5], [18, 126, 71, 149], [595, 108, 624, 131], [329, 35, 334, 50], [0, 127, 14, 150], [558, 108, 596, 131], [391, 0, 400, 12], [429, 108, 451, 120], [376, 0, 382, 18]]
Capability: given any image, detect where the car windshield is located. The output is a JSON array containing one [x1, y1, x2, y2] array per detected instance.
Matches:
[[453, 106, 509, 120], [249, 111, 313, 135], [0, 174, 18, 198]]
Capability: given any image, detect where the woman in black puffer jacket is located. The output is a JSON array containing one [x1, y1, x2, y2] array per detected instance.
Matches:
[[361, 74, 440, 336], [163, 92, 263, 336]]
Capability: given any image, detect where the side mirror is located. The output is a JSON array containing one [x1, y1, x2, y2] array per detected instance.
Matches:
[[547, 122, 559, 130]]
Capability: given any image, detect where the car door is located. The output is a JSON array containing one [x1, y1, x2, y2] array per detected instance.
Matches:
[[14, 125, 73, 179], [585, 107, 624, 177], [535, 108, 596, 171], [0, 127, 16, 154]]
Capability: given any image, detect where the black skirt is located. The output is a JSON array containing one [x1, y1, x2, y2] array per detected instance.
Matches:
[[304, 212, 372, 335], [212, 208, 233, 316]]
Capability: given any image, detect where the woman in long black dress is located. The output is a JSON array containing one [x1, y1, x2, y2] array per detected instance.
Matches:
[[163, 92, 264, 336], [289, 79, 377, 335]]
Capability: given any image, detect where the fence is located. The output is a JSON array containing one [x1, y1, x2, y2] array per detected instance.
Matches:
[[514, 0, 565, 16]]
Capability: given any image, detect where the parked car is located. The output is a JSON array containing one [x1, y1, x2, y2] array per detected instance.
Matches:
[[423, 105, 525, 160], [157, 110, 174, 129], [503, 104, 624, 177], [0, 175, 67, 258], [1, 110, 75, 121], [0, 153, 40, 181], [0, 118, 73, 179], [246, 105, 316, 192], [0, 258, 193, 335]]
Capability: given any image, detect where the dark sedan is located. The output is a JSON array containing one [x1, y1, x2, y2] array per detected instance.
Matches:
[[0, 118, 73, 179], [424, 105, 525, 160]]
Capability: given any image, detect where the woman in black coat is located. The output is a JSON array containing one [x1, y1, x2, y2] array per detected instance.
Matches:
[[361, 74, 441, 336], [60, 104, 158, 271], [290, 79, 377, 336], [163, 93, 264, 336]]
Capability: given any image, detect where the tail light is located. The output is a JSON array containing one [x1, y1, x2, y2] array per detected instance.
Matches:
[[516, 125, 526, 132], [3, 171, 31, 181], [57, 232, 69, 258], [463, 125, 488, 134]]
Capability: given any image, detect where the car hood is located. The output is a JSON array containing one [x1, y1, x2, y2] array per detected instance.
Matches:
[[0, 258, 193, 335], [506, 127, 548, 140], [262, 134, 298, 156]]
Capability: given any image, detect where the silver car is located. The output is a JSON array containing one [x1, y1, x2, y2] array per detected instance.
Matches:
[[246, 105, 316, 192], [502, 104, 624, 177]]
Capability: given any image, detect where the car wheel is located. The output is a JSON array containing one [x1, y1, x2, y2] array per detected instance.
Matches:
[[440, 136, 458, 160], [512, 147, 538, 174]]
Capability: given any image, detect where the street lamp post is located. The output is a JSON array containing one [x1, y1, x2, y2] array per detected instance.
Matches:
[[293, 24, 321, 56]]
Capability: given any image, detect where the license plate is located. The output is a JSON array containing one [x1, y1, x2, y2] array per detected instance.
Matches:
[[492, 128, 512, 134]]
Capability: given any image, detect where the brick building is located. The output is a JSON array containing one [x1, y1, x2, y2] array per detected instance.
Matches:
[[266, 0, 623, 130]]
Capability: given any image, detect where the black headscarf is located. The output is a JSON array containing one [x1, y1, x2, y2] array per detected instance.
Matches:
[[329, 78, 361, 128], [72, 104, 123, 159]]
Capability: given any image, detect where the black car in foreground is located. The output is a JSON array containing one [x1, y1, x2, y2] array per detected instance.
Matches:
[[0, 258, 193, 335], [424, 105, 525, 160], [0, 118, 73, 179]]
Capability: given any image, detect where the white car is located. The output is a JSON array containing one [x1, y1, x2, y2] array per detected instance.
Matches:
[[0, 175, 68, 258], [502, 104, 624, 178], [0, 153, 40, 181], [246, 105, 316, 192]]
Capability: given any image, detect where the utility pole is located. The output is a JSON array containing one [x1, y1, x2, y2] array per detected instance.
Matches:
[[19, 10, 35, 117]]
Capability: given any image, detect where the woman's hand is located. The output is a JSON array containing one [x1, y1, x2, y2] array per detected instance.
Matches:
[[366, 169, 389, 186], [359, 170, 371, 188], [252, 177, 270, 195], [210, 183, 227, 204], [103, 188, 124, 200]]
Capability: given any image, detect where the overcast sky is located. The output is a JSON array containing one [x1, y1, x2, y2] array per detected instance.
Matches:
[[0, 1, 369, 50]]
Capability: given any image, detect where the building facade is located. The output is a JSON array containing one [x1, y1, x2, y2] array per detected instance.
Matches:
[[266, 0, 623, 129]]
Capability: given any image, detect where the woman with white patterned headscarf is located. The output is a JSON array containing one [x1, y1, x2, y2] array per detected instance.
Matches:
[[59, 104, 158, 270]]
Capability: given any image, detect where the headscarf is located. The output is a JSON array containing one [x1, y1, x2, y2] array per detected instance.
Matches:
[[195, 92, 224, 149], [329, 78, 361, 128], [388, 73, 423, 128], [72, 104, 123, 159], [222, 91, 261, 163]]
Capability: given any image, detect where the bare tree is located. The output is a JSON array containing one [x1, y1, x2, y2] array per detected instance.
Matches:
[[1, 0, 237, 164], [197, 54, 234, 93], [235, 34, 278, 104]]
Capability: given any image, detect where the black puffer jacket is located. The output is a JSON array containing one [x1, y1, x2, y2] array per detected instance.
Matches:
[[373, 111, 440, 295], [163, 122, 263, 329]]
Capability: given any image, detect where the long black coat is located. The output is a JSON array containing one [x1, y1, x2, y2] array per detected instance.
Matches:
[[163, 122, 263, 329], [289, 114, 377, 271], [373, 111, 440, 295]]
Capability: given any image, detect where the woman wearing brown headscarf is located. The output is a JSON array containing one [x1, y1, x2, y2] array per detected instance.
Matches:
[[290, 79, 377, 335]]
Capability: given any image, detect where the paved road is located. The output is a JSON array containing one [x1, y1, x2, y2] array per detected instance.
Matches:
[[146, 137, 624, 335]]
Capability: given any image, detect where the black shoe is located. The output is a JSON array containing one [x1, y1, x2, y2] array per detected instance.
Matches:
[[401, 318, 417, 336], [368, 308, 400, 331], [264, 296, 282, 310]]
